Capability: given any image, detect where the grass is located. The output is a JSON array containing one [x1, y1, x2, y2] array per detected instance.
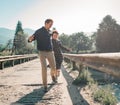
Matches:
[[72, 68, 95, 85], [0, 51, 11, 56], [70, 65, 117, 105], [93, 85, 117, 105]]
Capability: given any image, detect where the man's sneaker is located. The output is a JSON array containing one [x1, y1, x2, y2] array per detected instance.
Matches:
[[44, 86, 48, 92], [47, 64, 50, 68]]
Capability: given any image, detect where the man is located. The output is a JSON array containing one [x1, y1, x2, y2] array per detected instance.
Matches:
[[28, 19, 56, 92]]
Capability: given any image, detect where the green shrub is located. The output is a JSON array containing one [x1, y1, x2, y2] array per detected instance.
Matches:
[[73, 69, 94, 85], [93, 85, 117, 105], [71, 65, 118, 105], [94, 89, 106, 102], [67, 63, 72, 68]]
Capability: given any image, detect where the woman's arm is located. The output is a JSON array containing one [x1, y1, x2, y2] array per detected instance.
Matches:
[[59, 41, 71, 52]]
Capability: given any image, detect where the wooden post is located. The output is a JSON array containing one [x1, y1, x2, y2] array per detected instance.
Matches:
[[19, 59, 22, 64], [27, 58, 29, 62], [0, 62, 4, 70], [21, 59, 23, 63], [23, 59, 25, 63], [64, 57, 71, 63], [78, 63, 84, 77], [69, 60, 72, 68], [77, 57, 85, 76], [11, 60, 14, 67], [72, 61, 77, 70]]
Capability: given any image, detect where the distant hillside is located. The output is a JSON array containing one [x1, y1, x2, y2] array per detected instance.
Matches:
[[0, 28, 14, 45], [0, 28, 34, 45], [24, 28, 35, 35]]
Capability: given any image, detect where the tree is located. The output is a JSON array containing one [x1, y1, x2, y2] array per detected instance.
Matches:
[[0, 44, 6, 52], [15, 21, 23, 35], [90, 32, 97, 52], [69, 32, 92, 53], [12, 21, 34, 55], [0, 39, 12, 52], [59, 33, 69, 47], [59, 32, 93, 53], [96, 15, 120, 52]]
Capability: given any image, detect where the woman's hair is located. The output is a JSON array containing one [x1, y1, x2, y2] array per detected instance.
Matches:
[[52, 31, 59, 36]]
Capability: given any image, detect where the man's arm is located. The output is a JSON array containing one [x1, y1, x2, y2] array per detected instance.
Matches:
[[28, 35, 35, 43]]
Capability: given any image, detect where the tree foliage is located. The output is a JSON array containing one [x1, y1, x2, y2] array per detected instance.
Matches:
[[96, 15, 120, 52], [90, 32, 97, 51], [15, 21, 23, 35], [59, 33, 70, 47], [0, 39, 13, 52], [59, 32, 93, 53], [12, 21, 34, 55]]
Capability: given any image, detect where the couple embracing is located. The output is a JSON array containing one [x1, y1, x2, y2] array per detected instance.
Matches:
[[28, 19, 70, 92]]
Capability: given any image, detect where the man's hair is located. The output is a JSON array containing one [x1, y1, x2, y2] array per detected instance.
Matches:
[[45, 19, 53, 24]]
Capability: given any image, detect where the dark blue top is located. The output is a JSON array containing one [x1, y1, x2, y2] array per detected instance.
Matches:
[[52, 39, 70, 56], [34, 27, 53, 51]]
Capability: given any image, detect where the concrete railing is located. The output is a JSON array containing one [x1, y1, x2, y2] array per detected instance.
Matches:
[[63, 53, 120, 78], [0, 54, 38, 70]]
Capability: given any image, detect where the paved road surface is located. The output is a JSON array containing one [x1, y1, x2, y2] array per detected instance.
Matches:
[[0, 59, 89, 105]]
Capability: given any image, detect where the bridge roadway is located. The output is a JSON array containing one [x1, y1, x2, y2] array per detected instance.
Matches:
[[0, 59, 89, 105]]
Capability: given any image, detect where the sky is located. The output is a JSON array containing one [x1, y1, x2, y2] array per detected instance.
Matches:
[[0, 0, 120, 34]]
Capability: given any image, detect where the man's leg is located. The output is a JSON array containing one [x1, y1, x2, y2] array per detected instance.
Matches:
[[39, 52, 47, 88], [46, 51, 57, 82]]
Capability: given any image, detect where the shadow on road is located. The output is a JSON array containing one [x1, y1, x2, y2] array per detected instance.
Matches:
[[61, 65, 89, 105], [11, 84, 54, 105]]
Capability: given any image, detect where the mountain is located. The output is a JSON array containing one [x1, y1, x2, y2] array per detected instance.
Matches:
[[0, 28, 14, 45], [24, 28, 35, 35], [0, 28, 34, 45]]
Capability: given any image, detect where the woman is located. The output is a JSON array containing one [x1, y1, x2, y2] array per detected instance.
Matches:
[[51, 31, 70, 77]]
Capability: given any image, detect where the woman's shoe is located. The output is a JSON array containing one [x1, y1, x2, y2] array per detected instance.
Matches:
[[57, 70, 60, 77], [44, 86, 48, 92]]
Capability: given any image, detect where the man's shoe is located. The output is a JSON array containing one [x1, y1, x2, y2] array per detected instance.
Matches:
[[47, 64, 50, 68]]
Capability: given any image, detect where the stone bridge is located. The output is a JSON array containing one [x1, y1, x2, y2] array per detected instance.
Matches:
[[0, 58, 89, 105]]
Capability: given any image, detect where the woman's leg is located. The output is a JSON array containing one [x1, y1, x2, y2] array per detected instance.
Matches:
[[56, 60, 62, 76]]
